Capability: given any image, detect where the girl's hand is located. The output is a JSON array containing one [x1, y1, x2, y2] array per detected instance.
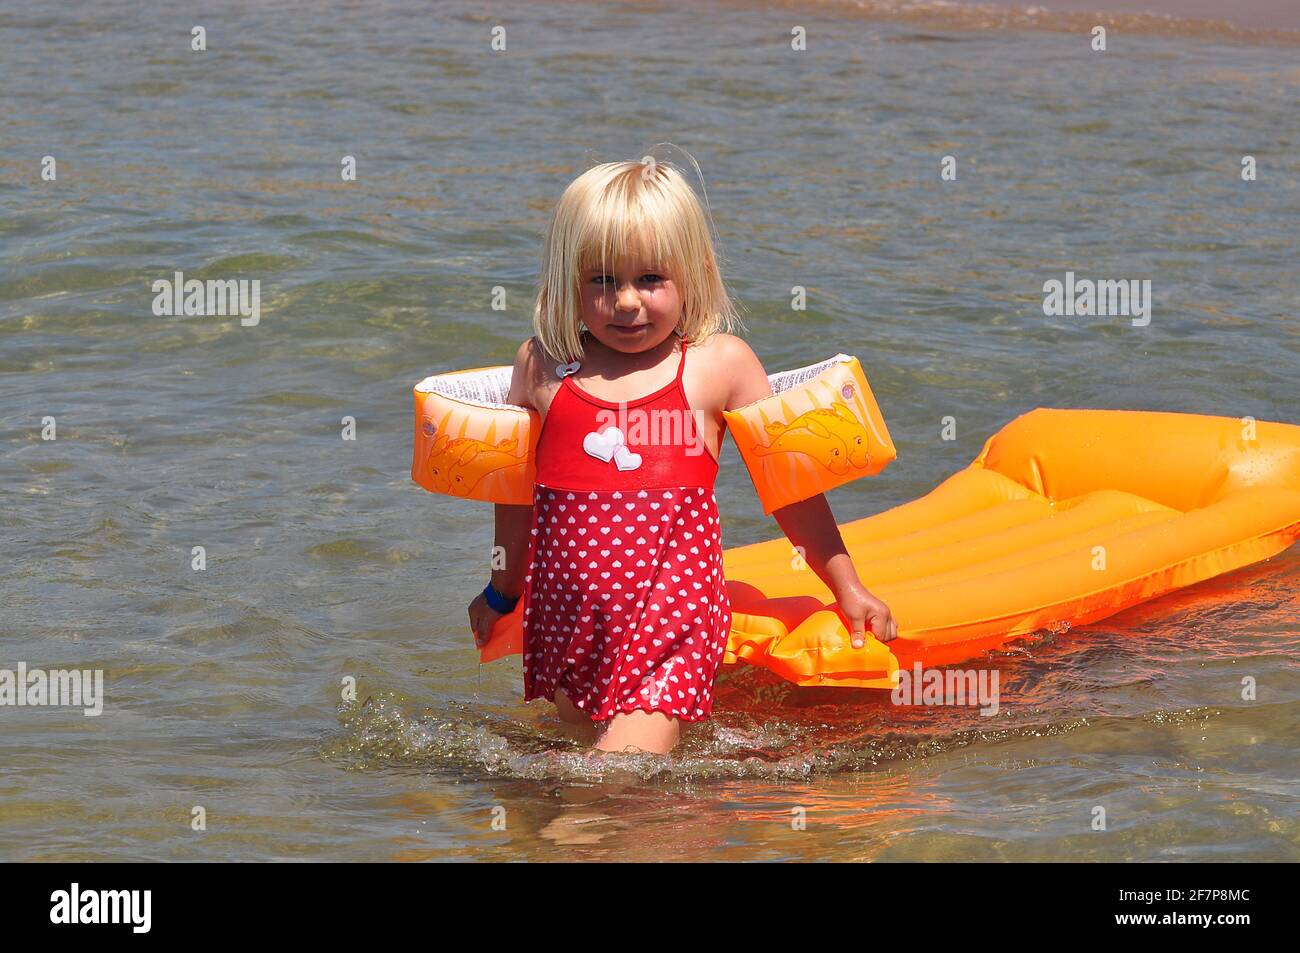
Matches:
[[467, 592, 504, 649], [838, 585, 899, 647]]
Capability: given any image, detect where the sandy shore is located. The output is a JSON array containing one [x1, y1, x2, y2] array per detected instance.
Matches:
[[978, 0, 1300, 31], [635, 0, 1300, 44]]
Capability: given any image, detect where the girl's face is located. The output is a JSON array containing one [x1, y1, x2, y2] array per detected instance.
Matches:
[[578, 252, 681, 354]]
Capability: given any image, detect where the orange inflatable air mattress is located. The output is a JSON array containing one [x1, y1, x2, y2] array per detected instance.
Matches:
[[481, 409, 1300, 688]]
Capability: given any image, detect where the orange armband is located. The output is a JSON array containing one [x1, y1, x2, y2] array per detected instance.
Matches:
[[721, 354, 896, 515], [411, 365, 538, 504]]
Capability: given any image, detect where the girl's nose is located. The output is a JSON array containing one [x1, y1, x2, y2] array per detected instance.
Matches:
[[616, 284, 640, 311]]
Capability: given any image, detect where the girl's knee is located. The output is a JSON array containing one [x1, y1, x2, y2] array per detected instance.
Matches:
[[553, 688, 595, 727], [594, 709, 681, 755]]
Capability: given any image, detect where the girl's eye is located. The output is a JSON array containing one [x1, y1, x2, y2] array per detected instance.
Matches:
[[593, 274, 664, 284]]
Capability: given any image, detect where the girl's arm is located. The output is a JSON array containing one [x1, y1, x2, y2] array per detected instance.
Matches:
[[721, 335, 897, 647], [471, 502, 531, 646], [772, 496, 897, 646], [490, 503, 533, 600], [493, 337, 542, 601], [469, 339, 540, 648]]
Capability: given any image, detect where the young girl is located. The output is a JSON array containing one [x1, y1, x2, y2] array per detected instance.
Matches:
[[468, 160, 897, 756]]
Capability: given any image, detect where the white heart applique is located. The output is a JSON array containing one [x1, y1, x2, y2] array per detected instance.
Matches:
[[614, 445, 642, 471], [582, 426, 624, 463], [581, 425, 642, 471]]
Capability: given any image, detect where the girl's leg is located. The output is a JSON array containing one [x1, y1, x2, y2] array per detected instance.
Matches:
[[554, 688, 684, 754], [553, 688, 600, 744], [594, 709, 681, 755]]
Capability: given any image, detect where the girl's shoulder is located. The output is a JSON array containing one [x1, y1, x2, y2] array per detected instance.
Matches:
[[507, 336, 569, 412], [690, 331, 746, 359], [692, 333, 771, 411]]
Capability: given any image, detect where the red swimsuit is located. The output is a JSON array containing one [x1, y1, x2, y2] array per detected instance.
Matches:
[[521, 337, 732, 722]]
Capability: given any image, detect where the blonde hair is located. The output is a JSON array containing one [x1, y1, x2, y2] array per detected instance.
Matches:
[[532, 159, 745, 364]]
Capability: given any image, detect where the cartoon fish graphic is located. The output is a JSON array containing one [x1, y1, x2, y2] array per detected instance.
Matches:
[[752, 400, 869, 474], [427, 432, 526, 497]]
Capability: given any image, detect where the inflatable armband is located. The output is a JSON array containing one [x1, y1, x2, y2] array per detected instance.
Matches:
[[722, 354, 896, 514], [412, 366, 538, 505]]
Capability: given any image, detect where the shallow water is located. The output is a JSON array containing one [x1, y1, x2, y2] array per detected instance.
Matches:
[[1, 0, 1297, 861]]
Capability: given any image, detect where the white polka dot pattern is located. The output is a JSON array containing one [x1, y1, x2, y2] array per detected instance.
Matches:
[[521, 485, 731, 723]]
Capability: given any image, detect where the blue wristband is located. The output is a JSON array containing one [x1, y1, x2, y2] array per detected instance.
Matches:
[[482, 582, 519, 614]]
